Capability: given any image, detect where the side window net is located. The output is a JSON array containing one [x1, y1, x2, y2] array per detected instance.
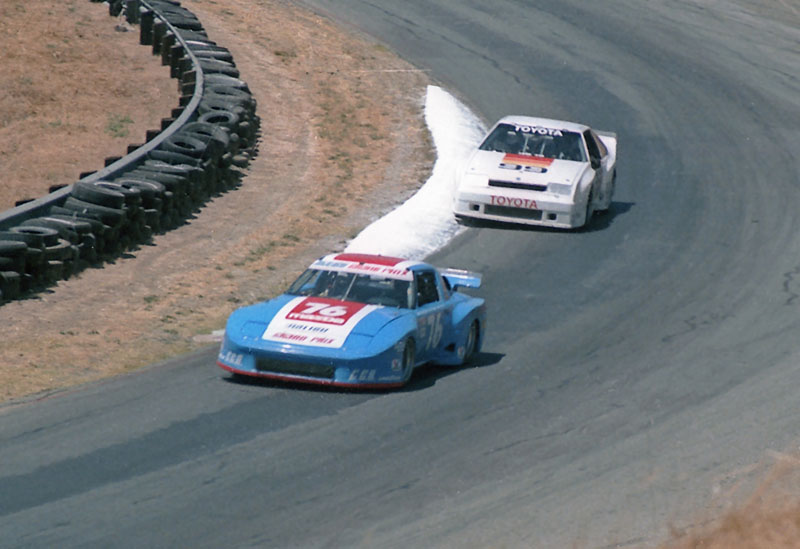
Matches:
[[415, 272, 440, 306]]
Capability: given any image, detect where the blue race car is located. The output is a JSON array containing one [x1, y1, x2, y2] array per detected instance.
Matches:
[[217, 253, 486, 388]]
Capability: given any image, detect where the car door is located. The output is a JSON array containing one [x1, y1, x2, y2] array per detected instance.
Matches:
[[412, 269, 452, 363]]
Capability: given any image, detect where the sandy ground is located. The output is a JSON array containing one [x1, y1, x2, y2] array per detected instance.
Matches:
[[0, 1, 176, 208], [0, 0, 432, 403]]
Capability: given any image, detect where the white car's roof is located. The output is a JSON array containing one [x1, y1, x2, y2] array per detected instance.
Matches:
[[494, 115, 589, 134]]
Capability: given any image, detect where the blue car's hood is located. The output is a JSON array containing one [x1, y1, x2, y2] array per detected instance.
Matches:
[[227, 294, 406, 349]]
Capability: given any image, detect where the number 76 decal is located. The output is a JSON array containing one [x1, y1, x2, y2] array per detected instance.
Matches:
[[300, 302, 348, 317], [419, 312, 443, 351]]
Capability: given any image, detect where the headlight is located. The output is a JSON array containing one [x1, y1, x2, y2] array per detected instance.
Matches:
[[548, 182, 573, 195]]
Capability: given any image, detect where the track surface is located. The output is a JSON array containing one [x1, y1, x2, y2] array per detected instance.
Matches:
[[2, 1, 799, 547]]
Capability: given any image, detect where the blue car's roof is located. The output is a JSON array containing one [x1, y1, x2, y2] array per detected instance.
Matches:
[[310, 252, 429, 281]]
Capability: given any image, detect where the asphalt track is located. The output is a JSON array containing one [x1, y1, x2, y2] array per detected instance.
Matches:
[[2, 1, 799, 547]]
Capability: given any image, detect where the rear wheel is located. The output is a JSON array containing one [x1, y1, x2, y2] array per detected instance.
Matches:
[[597, 172, 616, 213], [462, 321, 478, 365]]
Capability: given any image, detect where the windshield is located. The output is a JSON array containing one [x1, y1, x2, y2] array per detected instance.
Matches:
[[479, 123, 586, 162], [287, 268, 412, 308]]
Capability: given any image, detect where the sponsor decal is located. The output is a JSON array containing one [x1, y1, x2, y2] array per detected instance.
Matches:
[[513, 124, 564, 137], [500, 154, 554, 170], [262, 296, 379, 348], [489, 195, 538, 209], [417, 312, 444, 351], [310, 258, 414, 280], [220, 350, 245, 367], [348, 369, 377, 382], [333, 253, 405, 266]]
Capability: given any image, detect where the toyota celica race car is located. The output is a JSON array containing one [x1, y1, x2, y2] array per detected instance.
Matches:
[[454, 115, 617, 229], [217, 253, 486, 389]]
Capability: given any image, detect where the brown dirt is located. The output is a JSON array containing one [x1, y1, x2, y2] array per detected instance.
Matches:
[[0, 1, 176, 208], [0, 0, 432, 403], [660, 454, 800, 549]]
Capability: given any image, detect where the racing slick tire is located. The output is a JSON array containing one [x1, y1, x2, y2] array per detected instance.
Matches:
[[596, 172, 616, 214], [462, 321, 479, 365], [400, 338, 416, 385], [583, 185, 596, 229]]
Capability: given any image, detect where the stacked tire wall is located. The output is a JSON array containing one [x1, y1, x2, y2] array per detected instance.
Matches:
[[0, 0, 259, 303]]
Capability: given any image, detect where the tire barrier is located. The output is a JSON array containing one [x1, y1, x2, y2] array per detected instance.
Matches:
[[0, 0, 260, 304]]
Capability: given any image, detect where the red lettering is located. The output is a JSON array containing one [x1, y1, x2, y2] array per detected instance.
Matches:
[[490, 195, 537, 209], [275, 332, 308, 342]]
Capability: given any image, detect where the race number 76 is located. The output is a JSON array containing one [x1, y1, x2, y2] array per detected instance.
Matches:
[[420, 312, 443, 351], [300, 302, 348, 317]]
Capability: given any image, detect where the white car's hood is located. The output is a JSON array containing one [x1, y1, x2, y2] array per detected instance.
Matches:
[[465, 150, 586, 187]]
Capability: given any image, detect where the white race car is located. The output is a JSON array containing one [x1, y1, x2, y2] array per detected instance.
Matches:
[[454, 115, 617, 229]]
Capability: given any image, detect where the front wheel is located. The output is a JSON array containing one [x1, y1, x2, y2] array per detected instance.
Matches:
[[400, 339, 415, 385], [583, 185, 595, 228]]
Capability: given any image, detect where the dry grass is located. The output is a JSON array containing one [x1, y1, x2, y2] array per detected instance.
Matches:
[[0, 0, 175, 208], [0, 0, 432, 402]]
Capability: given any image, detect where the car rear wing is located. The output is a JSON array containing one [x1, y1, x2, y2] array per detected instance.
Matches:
[[596, 129, 617, 160], [440, 268, 482, 290]]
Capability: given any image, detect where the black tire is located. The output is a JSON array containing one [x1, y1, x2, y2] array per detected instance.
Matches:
[[112, 178, 167, 210], [146, 149, 196, 166], [0, 239, 29, 256], [583, 185, 595, 228], [35, 215, 93, 236], [171, 29, 210, 44], [143, 208, 162, 233], [180, 122, 231, 158], [48, 209, 108, 238], [160, 134, 209, 159], [94, 182, 143, 207], [9, 226, 60, 247], [162, 15, 204, 32], [0, 240, 28, 275], [203, 73, 251, 93], [0, 271, 21, 300], [596, 172, 616, 214], [198, 108, 240, 131], [400, 339, 415, 385], [63, 197, 126, 227], [462, 321, 479, 365], [204, 85, 255, 112], [20, 219, 80, 244], [23, 246, 44, 274], [143, 161, 209, 191], [78, 233, 98, 262], [198, 98, 248, 119], [72, 181, 126, 209], [197, 58, 240, 77], [192, 48, 234, 64], [43, 260, 64, 283], [1, 230, 44, 249], [44, 239, 73, 262]]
